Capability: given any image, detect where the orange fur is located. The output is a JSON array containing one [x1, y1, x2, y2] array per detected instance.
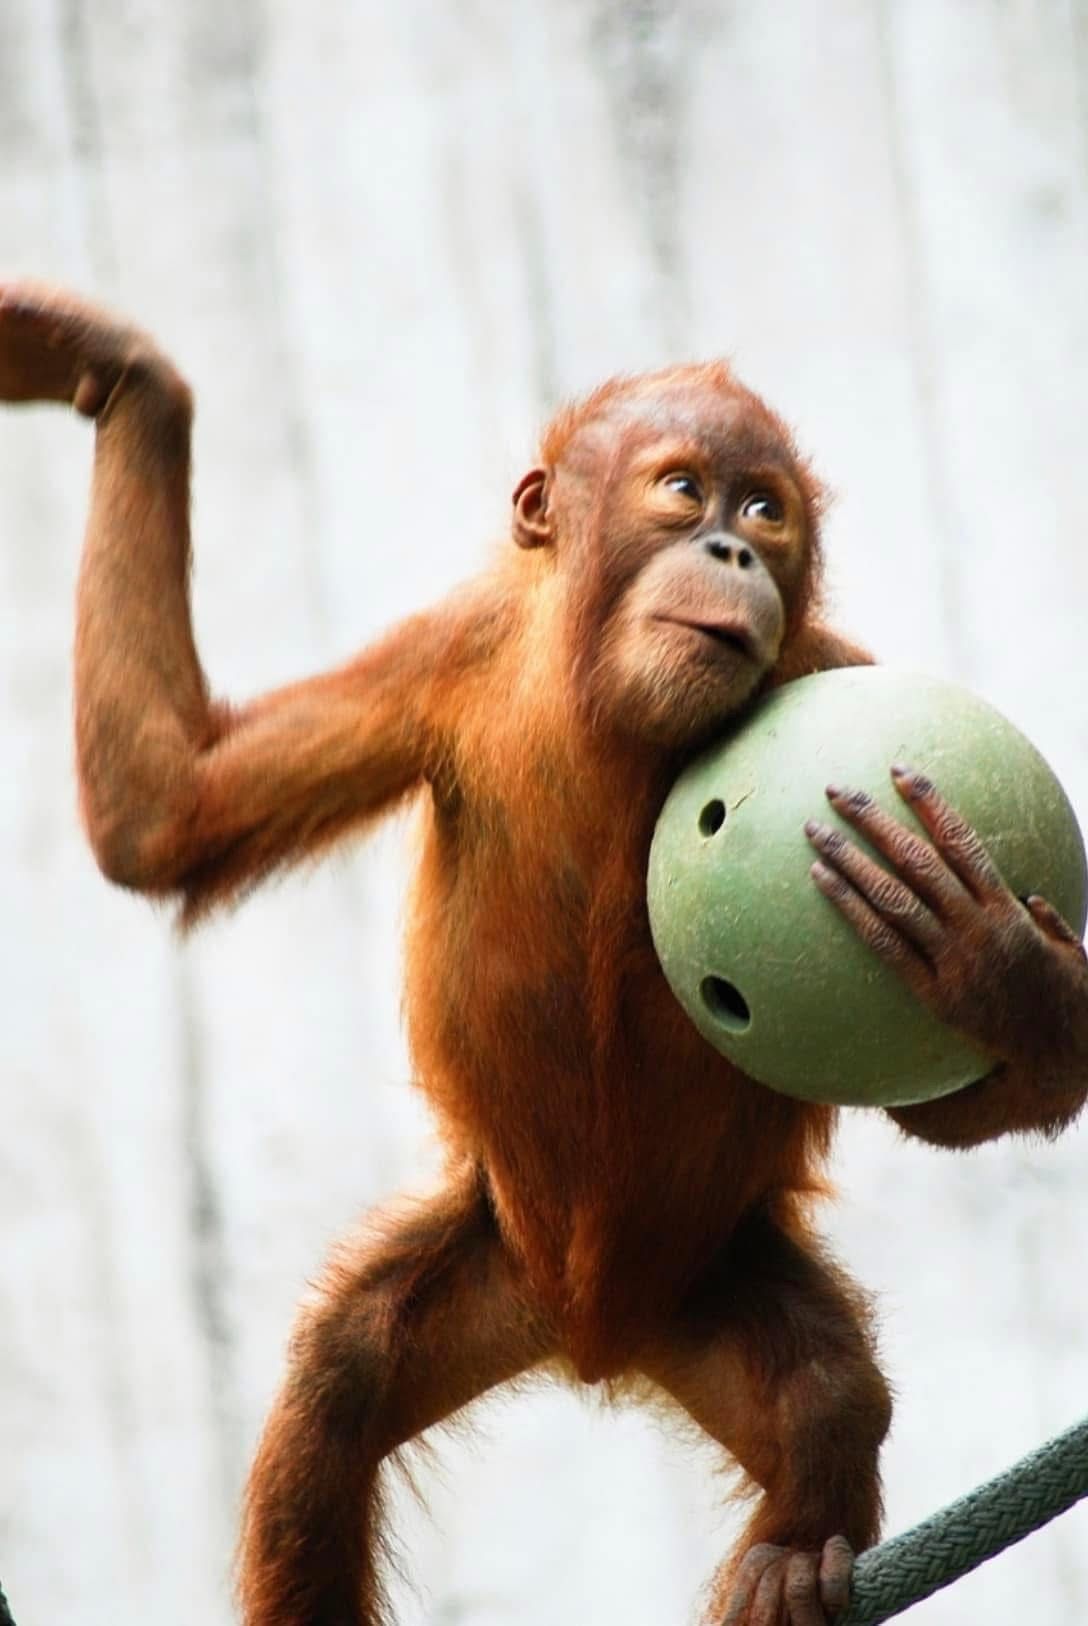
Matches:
[[7, 285, 1071, 1625]]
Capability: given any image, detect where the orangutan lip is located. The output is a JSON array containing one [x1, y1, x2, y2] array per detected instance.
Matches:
[[659, 616, 754, 659]]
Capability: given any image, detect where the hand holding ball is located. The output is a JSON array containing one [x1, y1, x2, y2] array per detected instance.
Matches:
[[647, 668, 1088, 1107]]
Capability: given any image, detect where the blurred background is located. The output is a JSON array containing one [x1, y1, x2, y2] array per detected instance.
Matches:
[[2, 2, 1087, 1622]]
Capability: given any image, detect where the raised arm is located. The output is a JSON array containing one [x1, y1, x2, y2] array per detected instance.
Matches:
[[0, 283, 464, 922]]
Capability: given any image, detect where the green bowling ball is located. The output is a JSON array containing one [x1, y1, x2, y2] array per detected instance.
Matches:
[[647, 668, 1087, 1107]]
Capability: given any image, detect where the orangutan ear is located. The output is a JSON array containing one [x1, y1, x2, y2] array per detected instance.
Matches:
[[511, 468, 554, 549]]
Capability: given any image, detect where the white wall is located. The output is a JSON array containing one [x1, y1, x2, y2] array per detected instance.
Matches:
[[1, 2, 1087, 1622]]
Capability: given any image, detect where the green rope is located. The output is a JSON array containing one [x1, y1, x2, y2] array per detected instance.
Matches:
[[841, 1414, 1088, 1624]]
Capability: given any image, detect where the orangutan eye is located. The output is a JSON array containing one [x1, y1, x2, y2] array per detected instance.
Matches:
[[739, 491, 785, 525], [662, 473, 702, 503]]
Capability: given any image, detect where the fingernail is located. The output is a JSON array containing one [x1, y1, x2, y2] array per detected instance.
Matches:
[[825, 783, 844, 799], [890, 762, 911, 778], [804, 818, 824, 838]]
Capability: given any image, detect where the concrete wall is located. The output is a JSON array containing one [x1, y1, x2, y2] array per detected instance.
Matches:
[[1, 2, 1087, 1622]]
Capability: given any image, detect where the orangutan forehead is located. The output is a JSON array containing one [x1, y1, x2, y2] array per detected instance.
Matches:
[[554, 379, 802, 479], [534, 363, 815, 512], [605, 385, 755, 444]]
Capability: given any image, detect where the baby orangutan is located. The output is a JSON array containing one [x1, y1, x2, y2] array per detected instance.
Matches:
[[3, 282, 1087, 1626]]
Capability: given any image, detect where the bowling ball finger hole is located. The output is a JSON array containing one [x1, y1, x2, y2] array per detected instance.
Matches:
[[700, 976, 751, 1032], [699, 799, 726, 836]]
